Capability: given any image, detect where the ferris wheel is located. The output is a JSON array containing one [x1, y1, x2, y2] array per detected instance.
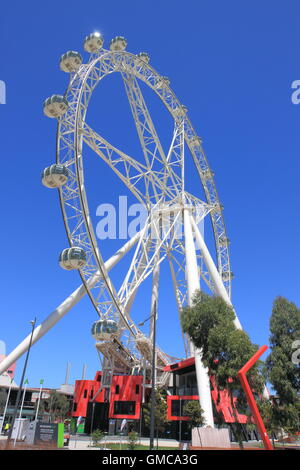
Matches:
[[1, 33, 243, 426]]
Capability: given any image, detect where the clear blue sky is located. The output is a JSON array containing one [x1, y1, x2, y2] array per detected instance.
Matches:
[[0, 1, 299, 388]]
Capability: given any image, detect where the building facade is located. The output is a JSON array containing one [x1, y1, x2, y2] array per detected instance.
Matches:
[[72, 357, 260, 441]]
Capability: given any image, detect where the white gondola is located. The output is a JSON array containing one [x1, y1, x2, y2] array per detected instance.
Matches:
[[83, 32, 104, 53], [91, 319, 118, 341], [110, 36, 127, 52], [60, 51, 83, 73], [136, 52, 150, 64], [42, 164, 68, 188], [59, 247, 87, 270], [43, 95, 68, 118]]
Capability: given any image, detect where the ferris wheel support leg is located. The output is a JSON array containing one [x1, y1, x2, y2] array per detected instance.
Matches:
[[0, 231, 141, 376], [183, 208, 215, 428], [189, 215, 242, 330]]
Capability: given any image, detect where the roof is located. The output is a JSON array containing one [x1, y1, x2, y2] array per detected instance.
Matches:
[[164, 357, 195, 374]]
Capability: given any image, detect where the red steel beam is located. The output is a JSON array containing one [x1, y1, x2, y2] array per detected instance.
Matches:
[[237, 345, 273, 450]]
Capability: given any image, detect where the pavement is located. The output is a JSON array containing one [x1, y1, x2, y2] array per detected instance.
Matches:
[[0, 433, 180, 450], [2, 433, 299, 451]]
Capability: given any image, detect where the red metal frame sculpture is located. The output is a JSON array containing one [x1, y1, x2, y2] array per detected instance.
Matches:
[[237, 345, 273, 450]]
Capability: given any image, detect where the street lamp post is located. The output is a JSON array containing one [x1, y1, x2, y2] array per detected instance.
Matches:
[[149, 302, 157, 450], [5, 318, 36, 448], [138, 301, 157, 451]]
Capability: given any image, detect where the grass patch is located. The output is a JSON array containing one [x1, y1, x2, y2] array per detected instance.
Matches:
[[95, 442, 177, 450]]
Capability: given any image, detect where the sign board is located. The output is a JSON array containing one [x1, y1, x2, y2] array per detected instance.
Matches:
[[25, 422, 64, 448], [35, 422, 58, 446], [108, 419, 116, 435], [11, 418, 30, 440], [25, 420, 38, 445]]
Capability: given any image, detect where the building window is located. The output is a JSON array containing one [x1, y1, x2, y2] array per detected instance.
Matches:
[[171, 399, 195, 417], [114, 401, 136, 415], [115, 385, 120, 394], [83, 389, 87, 398], [135, 385, 139, 394], [73, 403, 77, 412]]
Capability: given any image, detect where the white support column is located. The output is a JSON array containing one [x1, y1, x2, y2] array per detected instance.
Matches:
[[190, 215, 242, 330], [0, 231, 141, 376], [183, 207, 215, 428]]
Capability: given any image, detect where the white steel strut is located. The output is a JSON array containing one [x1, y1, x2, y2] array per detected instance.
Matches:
[[0, 231, 141, 376], [183, 206, 215, 427]]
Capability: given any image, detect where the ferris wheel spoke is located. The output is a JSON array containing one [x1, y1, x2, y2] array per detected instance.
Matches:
[[118, 208, 183, 307], [122, 72, 167, 166], [186, 130, 232, 297], [122, 73, 184, 201], [163, 117, 186, 196], [80, 121, 176, 204], [118, 217, 157, 306]]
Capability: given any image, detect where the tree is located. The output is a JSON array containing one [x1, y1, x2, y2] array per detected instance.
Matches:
[[181, 291, 265, 448], [127, 431, 139, 450], [91, 429, 104, 447], [257, 397, 284, 446], [48, 391, 70, 422], [265, 296, 300, 435], [183, 400, 205, 429], [181, 291, 263, 390], [266, 296, 300, 410], [0, 389, 7, 415], [182, 400, 205, 446], [143, 388, 168, 436]]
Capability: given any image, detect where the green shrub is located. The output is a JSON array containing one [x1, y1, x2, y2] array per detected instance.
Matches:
[[91, 429, 104, 447], [127, 431, 139, 450]]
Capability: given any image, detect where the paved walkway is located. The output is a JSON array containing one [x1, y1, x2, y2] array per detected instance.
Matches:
[[0, 433, 180, 450]]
